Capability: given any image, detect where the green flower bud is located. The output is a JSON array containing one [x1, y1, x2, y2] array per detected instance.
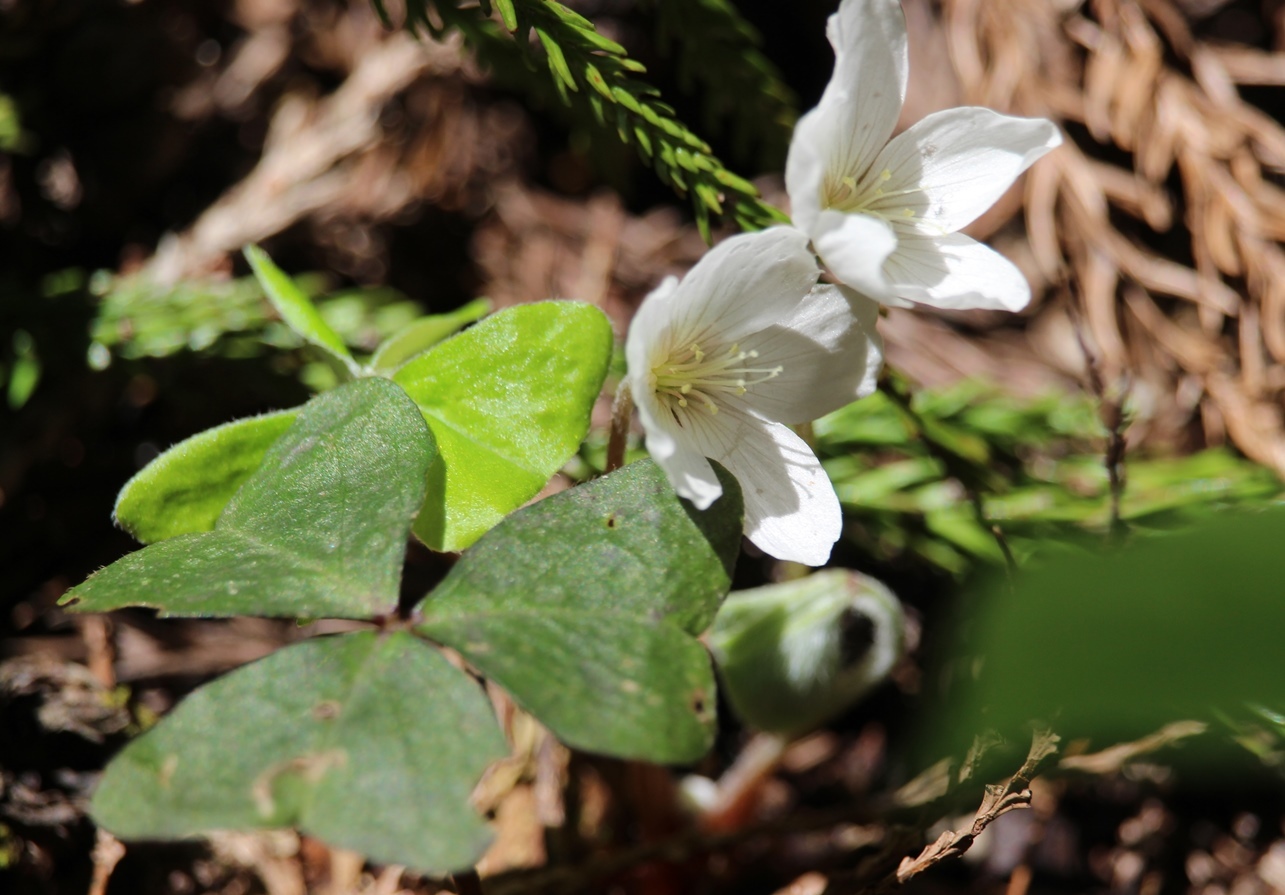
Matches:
[[708, 569, 904, 737]]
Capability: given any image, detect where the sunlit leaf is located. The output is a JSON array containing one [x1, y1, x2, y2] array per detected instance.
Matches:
[[114, 410, 297, 543], [393, 301, 612, 552], [369, 298, 492, 372], [244, 245, 357, 374]]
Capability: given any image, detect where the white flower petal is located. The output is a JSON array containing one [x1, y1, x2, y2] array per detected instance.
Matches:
[[812, 210, 899, 302], [666, 228, 821, 347], [785, 0, 908, 236], [827, 0, 909, 110], [632, 386, 724, 510], [742, 284, 884, 424], [884, 231, 1033, 311], [868, 107, 1062, 233], [624, 274, 678, 386], [680, 408, 841, 566], [627, 275, 679, 345], [783, 109, 831, 236]]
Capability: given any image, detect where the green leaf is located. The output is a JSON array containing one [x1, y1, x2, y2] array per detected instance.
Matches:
[[937, 508, 1285, 753], [65, 378, 433, 619], [536, 27, 577, 93], [114, 410, 298, 543], [6, 353, 39, 409], [418, 459, 743, 762], [369, 298, 492, 373], [244, 245, 357, 374], [91, 632, 506, 873], [495, 0, 518, 30], [8, 329, 39, 409], [392, 301, 612, 552]]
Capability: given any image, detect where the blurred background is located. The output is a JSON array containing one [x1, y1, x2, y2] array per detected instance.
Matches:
[[5, 0, 1285, 892]]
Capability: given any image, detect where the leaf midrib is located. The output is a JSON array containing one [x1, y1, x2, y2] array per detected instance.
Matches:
[[419, 404, 552, 478]]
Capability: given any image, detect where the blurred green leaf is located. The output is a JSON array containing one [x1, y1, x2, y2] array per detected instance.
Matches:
[[418, 459, 743, 761], [393, 301, 612, 552], [91, 271, 419, 366], [817, 379, 1281, 576], [814, 391, 912, 448], [832, 457, 942, 509], [7, 347, 39, 410], [0, 93, 30, 153], [937, 508, 1285, 753], [65, 378, 433, 619], [924, 506, 1006, 563], [91, 632, 506, 873]]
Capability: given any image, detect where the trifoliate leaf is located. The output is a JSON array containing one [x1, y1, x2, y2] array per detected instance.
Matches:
[[64, 378, 434, 619], [418, 459, 743, 762], [91, 632, 506, 873]]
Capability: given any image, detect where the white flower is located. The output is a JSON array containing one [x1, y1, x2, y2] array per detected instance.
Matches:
[[624, 227, 882, 566], [785, 0, 1062, 312]]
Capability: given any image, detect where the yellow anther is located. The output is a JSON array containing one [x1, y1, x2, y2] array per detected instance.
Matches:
[[880, 168, 892, 181], [653, 337, 784, 419]]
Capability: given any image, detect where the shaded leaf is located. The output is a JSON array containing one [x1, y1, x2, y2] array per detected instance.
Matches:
[[422, 459, 742, 633], [424, 610, 715, 763], [65, 378, 433, 619], [91, 632, 506, 874], [419, 459, 743, 761]]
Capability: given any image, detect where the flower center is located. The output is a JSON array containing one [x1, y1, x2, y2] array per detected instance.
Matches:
[[652, 341, 782, 417], [824, 168, 918, 223]]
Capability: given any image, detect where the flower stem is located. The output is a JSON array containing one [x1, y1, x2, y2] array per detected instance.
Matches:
[[606, 383, 633, 473]]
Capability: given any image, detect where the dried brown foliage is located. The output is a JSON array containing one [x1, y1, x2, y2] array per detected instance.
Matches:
[[939, 0, 1285, 473]]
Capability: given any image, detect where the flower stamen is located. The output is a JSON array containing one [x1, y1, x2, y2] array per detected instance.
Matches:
[[823, 168, 922, 224], [653, 340, 783, 417]]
